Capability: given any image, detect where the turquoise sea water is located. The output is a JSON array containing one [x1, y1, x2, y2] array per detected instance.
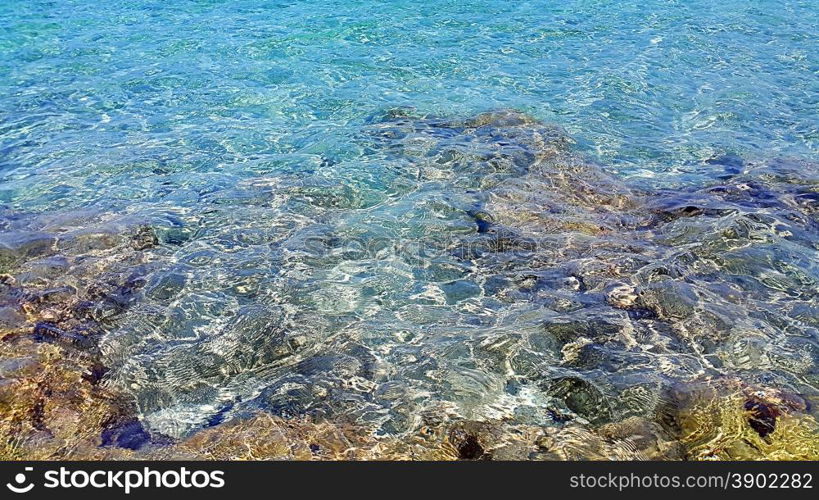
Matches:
[[1, 1, 818, 455], [2, 0, 817, 201]]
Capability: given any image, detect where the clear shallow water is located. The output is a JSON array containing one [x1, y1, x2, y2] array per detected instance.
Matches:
[[2, 0, 818, 197], [1, 1, 819, 458]]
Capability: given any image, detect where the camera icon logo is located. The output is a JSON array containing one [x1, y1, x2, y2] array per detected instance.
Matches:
[[6, 467, 34, 494]]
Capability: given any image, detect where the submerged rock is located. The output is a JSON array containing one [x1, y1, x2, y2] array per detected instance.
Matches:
[[0, 212, 166, 458], [167, 414, 387, 460], [542, 377, 613, 425], [130, 226, 159, 251], [659, 378, 819, 460], [0, 232, 56, 272], [0, 338, 136, 460]]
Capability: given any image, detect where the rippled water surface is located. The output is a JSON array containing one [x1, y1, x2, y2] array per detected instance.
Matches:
[[1, 0, 818, 459]]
